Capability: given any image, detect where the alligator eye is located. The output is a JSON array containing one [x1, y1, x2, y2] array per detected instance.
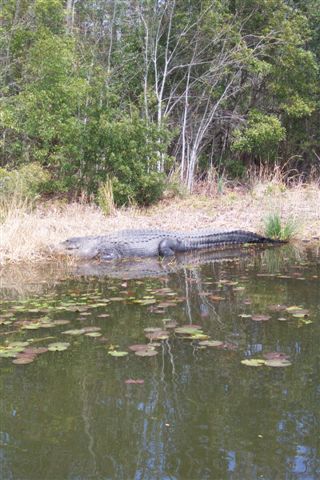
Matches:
[[101, 252, 114, 260]]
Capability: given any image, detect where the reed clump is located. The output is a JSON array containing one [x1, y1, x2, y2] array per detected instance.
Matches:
[[264, 213, 298, 241], [97, 178, 115, 216]]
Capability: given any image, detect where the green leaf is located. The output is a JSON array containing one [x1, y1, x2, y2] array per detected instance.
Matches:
[[62, 329, 86, 336], [47, 342, 70, 352], [264, 359, 292, 367], [108, 351, 128, 357], [241, 359, 266, 367], [198, 340, 224, 347]]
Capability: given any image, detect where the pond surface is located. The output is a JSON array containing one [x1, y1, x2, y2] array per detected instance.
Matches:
[[0, 245, 319, 480]]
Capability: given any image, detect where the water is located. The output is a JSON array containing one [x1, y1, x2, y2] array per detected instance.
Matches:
[[0, 245, 319, 480]]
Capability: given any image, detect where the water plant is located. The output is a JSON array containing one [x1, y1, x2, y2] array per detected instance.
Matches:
[[263, 212, 297, 241]]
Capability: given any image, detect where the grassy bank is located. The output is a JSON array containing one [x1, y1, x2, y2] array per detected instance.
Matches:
[[1, 181, 320, 265]]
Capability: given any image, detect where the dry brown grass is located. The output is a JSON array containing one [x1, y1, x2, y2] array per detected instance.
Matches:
[[1, 181, 320, 265]]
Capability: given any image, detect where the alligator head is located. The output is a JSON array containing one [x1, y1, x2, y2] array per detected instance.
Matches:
[[58, 236, 101, 259], [57, 236, 120, 260]]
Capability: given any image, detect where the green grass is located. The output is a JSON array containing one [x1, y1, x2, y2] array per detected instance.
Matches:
[[97, 178, 115, 215], [264, 213, 298, 241]]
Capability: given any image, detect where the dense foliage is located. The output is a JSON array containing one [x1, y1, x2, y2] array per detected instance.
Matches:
[[1, 0, 319, 204]]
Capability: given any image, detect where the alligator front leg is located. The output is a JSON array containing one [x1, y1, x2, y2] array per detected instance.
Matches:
[[158, 238, 180, 256]]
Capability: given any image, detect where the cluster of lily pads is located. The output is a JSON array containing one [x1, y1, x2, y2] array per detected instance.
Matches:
[[0, 282, 189, 365], [0, 269, 314, 369], [238, 305, 312, 367], [0, 324, 106, 365], [241, 352, 292, 368], [238, 304, 311, 326], [108, 321, 237, 358], [0, 341, 71, 365]]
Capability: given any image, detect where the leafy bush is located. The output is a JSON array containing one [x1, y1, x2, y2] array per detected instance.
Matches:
[[232, 111, 286, 159], [81, 112, 171, 206], [224, 158, 246, 178], [0, 163, 50, 201]]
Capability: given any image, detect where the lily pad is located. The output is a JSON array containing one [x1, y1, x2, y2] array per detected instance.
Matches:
[[85, 332, 102, 337], [125, 379, 144, 384], [22, 322, 42, 330], [251, 315, 271, 322], [268, 304, 287, 312], [286, 305, 303, 312], [188, 333, 209, 341], [241, 359, 266, 367], [129, 344, 155, 352], [210, 295, 225, 301], [135, 349, 158, 357], [23, 347, 48, 355], [48, 342, 70, 352], [264, 359, 292, 367], [8, 341, 29, 348], [0, 350, 19, 358], [145, 331, 169, 340], [175, 327, 203, 335], [62, 329, 86, 336], [108, 351, 128, 357], [198, 340, 224, 347], [12, 356, 35, 365], [291, 310, 309, 317], [53, 320, 70, 326], [140, 299, 158, 305]]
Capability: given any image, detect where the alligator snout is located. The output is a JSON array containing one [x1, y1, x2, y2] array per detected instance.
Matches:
[[62, 241, 79, 251]]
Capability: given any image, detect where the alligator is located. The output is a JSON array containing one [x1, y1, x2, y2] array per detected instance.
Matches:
[[57, 229, 282, 260]]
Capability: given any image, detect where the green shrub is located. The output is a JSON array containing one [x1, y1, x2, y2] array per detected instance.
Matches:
[[224, 158, 246, 178], [0, 163, 50, 201], [232, 111, 286, 159], [264, 213, 297, 241], [81, 113, 172, 206]]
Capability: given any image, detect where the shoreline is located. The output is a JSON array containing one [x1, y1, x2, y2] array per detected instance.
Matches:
[[1, 182, 320, 265]]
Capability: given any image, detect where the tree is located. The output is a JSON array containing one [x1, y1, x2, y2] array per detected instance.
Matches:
[[1, 0, 319, 202]]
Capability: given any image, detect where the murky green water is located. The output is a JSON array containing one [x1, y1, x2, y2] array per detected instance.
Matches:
[[0, 245, 319, 480]]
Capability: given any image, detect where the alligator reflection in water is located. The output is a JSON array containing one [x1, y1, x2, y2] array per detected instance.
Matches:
[[0, 244, 283, 298], [73, 245, 276, 279]]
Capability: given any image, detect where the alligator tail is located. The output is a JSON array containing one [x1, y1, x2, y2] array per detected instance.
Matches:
[[187, 230, 287, 249], [225, 230, 287, 245]]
